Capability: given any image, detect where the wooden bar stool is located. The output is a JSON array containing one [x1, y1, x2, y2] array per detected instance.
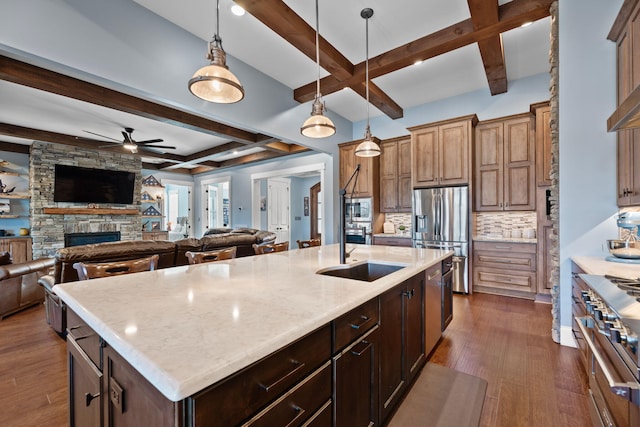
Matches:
[[296, 239, 321, 249], [73, 254, 159, 280], [252, 242, 289, 254], [185, 247, 237, 264]]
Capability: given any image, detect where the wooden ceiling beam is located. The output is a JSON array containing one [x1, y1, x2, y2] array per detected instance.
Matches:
[[294, 0, 552, 101], [219, 147, 309, 168], [0, 55, 265, 144], [0, 141, 30, 154], [468, 0, 508, 95], [234, 0, 403, 119]]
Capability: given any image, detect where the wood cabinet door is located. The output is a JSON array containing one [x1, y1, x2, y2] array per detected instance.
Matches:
[[0, 238, 32, 263], [68, 337, 103, 427], [631, 4, 640, 93], [380, 141, 399, 212], [474, 122, 503, 211], [405, 275, 425, 384], [398, 139, 412, 211], [334, 327, 379, 427], [439, 121, 469, 186], [379, 283, 405, 423], [412, 126, 439, 188], [340, 143, 375, 197], [630, 129, 640, 205], [503, 116, 535, 210], [617, 130, 632, 206]]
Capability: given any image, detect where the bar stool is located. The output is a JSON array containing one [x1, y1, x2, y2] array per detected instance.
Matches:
[[185, 247, 237, 264], [252, 242, 289, 254], [296, 239, 321, 249], [73, 254, 159, 280]]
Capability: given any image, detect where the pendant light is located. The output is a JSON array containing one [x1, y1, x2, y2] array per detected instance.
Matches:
[[355, 8, 380, 158], [189, 0, 245, 104], [300, 0, 336, 138]]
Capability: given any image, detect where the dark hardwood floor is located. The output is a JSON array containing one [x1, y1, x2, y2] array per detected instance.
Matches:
[[0, 293, 590, 426]]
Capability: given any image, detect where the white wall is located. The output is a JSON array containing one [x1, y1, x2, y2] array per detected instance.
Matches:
[[558, 0, 622, 345]]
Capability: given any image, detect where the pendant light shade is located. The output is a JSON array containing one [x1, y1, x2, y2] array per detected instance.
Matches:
[[300, 0, 336, 138], [355, 8, 380, 158], [189, 0, 244, 104]]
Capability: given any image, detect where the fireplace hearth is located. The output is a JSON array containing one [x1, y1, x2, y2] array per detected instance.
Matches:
[[64, 231, 121, 247]]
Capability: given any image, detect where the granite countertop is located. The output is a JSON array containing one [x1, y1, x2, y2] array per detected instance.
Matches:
[[54, 244, 452, 402], [473, 235, 537, 244]]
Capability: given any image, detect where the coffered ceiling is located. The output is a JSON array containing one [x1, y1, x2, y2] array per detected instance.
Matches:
[[0, 0, 552, 174]]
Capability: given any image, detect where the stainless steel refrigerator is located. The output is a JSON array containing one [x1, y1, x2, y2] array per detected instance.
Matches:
[[413, 186, 469, 293]]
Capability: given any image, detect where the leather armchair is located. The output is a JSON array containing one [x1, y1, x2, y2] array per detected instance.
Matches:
[[0, 257, 55, 319]]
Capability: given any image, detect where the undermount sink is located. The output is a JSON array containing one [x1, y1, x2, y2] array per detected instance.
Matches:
[[316, 261, 406, 282]]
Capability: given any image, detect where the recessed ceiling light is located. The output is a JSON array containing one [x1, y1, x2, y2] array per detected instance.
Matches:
[[414, 60, 423, 66], [231, 5, 245, 16], [520, 21, 533, 28]]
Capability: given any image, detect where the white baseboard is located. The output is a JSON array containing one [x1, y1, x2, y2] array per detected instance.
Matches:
[[560, 325, 577, 348]]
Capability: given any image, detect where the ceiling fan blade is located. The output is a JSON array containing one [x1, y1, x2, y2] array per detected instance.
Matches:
[[98, 142, 122, 148], [143, 144, 176, 149], [83, 130, 121, 142], [136, 139, 164, 145]]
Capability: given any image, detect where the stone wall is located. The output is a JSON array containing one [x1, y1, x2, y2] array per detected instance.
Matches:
[[30, 142, 143, 258], [549, 1, 561, 343]]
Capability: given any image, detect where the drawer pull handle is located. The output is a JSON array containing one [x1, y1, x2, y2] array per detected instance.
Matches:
[[85, 392, 100, 407], [350, 315, 372, 330], [259, 360, 306, 393], [351, 340, 373, 357], [284, 405, 306, 427], [494, 245, 511, 249], [72, 334, 94, 341]]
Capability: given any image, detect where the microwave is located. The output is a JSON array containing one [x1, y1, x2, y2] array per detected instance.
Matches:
[[345, 198, 372, 222]]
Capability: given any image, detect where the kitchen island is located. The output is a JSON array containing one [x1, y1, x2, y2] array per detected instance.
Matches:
[[55, 244, 452, 426]]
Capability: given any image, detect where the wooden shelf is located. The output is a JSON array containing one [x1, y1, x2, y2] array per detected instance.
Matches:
[[43, 207, 139, 215], [0, 215, 25, 219], [0, 171, 20, 176], [0, 193, 29, 199]]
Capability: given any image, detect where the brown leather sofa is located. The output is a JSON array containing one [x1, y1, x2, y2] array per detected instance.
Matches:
[[39, 228, 276, 334], [0, 255, 55, 319]]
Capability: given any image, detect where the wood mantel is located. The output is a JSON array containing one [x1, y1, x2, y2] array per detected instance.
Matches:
[[43, 207, 139, 215]]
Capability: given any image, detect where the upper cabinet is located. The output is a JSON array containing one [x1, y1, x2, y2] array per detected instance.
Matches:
[[339, 140, 380, 198], [474, 113, 535, 211], [531, 101, 552, 187], [380, 136, 412, 213], [409, 115, 477, 188], [608, 1, 640, 132], [610, 3, 640, 206]]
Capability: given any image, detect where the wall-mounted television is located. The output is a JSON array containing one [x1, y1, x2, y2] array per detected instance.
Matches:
[[53, 164, 136, 204]]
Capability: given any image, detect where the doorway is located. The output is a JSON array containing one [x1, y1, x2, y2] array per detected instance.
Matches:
[[201, 176, 230, 236], [310, 182, 321, 241], [162, 179, 194, 240], [267, 178, 290, 244]]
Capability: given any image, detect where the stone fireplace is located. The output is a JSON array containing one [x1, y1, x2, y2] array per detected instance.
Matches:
[[30, 142, 143, 258]]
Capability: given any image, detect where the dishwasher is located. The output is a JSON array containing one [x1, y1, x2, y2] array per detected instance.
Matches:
[[442, 256, 454, 331]]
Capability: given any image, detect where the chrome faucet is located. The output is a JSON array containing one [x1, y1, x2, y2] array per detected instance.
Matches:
[[339, 164, 361, 264]]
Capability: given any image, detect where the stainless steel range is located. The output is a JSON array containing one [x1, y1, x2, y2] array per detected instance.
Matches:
[[575, 274, 640, 426]]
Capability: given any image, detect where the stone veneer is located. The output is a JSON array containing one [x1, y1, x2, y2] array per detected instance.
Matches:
[[30, 142, 143, 259], [549, 1, 560, 343]]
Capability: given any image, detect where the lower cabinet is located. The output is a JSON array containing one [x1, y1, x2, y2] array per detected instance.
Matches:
[[472, 241, 537, 299], [0, 237, 32, 263], [68, 336, 102, 426], [379, 273, 425, 424]]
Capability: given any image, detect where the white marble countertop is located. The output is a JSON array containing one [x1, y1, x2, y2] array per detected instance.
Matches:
[[472, 235, 537, 244], [54, 244, 451, 402], [572, 255, 640, 278]]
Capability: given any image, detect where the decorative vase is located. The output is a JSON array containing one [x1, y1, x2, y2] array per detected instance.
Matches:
[[19, 228, 29, 236]]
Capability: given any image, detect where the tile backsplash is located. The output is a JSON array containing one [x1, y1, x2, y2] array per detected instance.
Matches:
[[474, 212, 537, 237], [384, 213, 412, 232]]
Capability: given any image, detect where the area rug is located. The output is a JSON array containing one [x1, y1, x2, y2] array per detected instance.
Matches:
[[388, 363, 488, 427]]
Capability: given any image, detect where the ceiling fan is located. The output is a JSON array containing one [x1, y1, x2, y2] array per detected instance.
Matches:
[[82, 127, 176, 153]]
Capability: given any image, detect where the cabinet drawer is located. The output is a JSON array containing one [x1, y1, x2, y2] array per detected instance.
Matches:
[[474, 267, 536, 291], [473, 241, 536, 253], [334, 298, 379, 351], [243, 362, 332, 427], [191, 324, 331, 427], [373, 237, 413, 247], [302, 400, 332, 427], [67, 308, 101, 368], [473, 250, 536, 272]]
